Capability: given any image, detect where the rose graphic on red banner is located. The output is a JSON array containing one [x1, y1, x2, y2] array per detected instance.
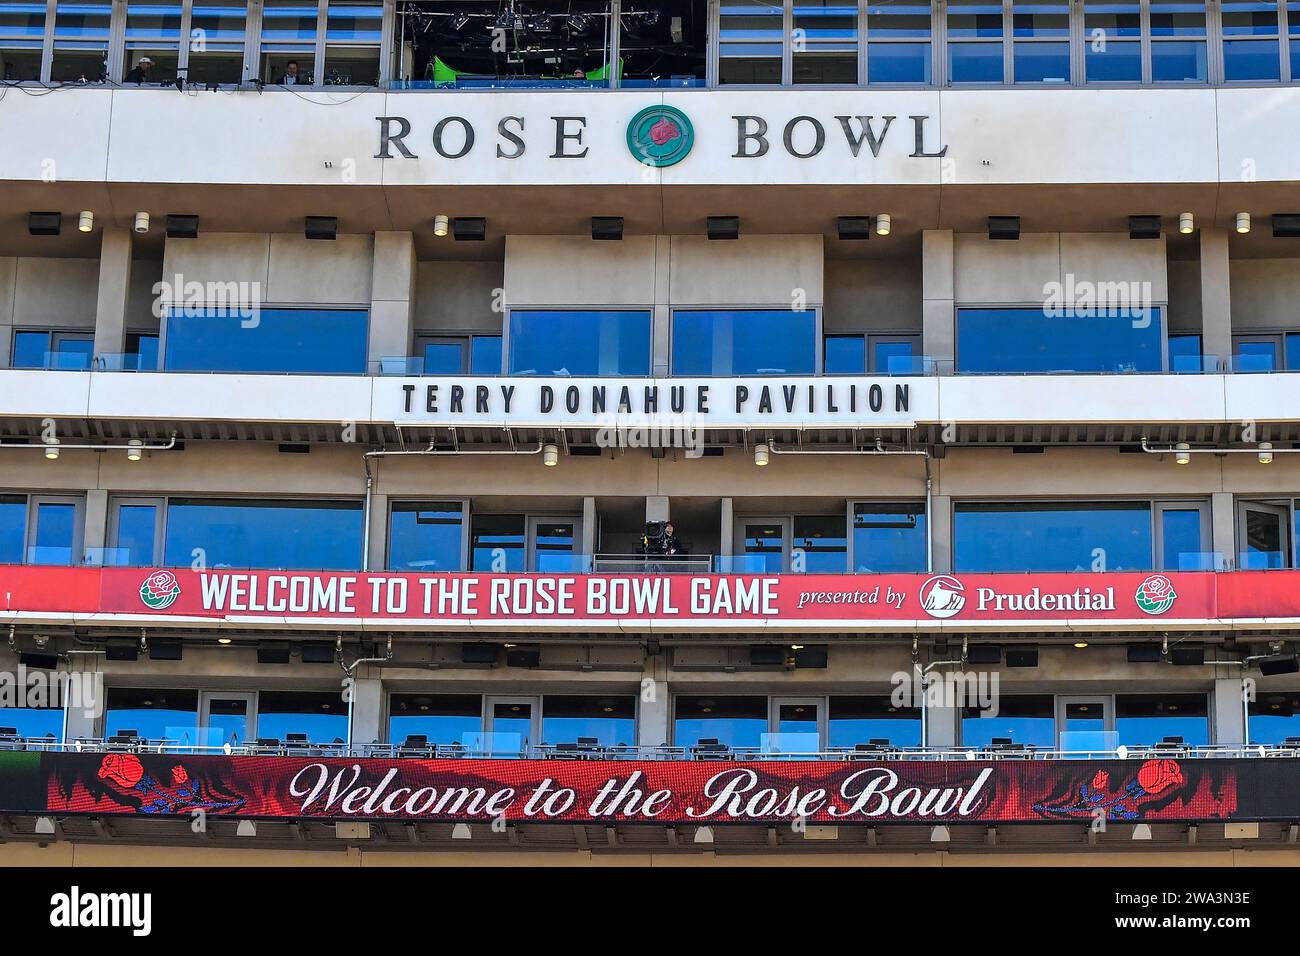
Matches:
[[138, 569, 182, 611], [1031, 759, 1210, 821], [77, 753, 246, 815]]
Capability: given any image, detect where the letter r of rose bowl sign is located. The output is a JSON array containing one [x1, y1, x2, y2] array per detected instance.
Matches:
[[919, 574, 966, 619], [139, 569, 182, 610], [626, 105, 694, 168]]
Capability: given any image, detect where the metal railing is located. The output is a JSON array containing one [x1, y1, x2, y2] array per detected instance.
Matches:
[[7, 736, 1298, 762]]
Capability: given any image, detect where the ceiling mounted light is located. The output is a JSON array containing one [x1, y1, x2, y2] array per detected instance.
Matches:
[[1259, 442, 1274, 464], [433, 214, 449, 237], [1131, 823, 1152, 841], [78, 210, 94, 233], [693, 825, 714, 844], [133, 211, 150, 234], [930, 825, 951, 843], [43, 441, 60, 461], [875, 213, 891, 236], [1174, 442, 1191, 465], [451, 823, 473, 840], [706, 216, 739, 241], [1236, 212, 1251, 234], [1179, 212, 1194, 234], [542, 443, 559, 467], [34, 816, 55, 836], [987, 216, 1020, 240], [126, 439, 144, 462], [754, 442, 770, 467], [1128, 215, 1162, 240], [1074, 641, 1089, 649], [236, 819, 257, 837], [217, 637, 232, 645]]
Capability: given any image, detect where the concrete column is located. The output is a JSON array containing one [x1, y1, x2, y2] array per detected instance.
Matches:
[[922, 230, 955, 369], [637, 652, 670, 747], [368, 231, 416, 370], [1214, 677, 1246, 747], [366, 492, 389, 571], [349, 677, 384, 746], [64, 660, 103, 740], [925, 700, 958, 748], [719, 496, 734, 561], [930, 494, 953, 574], [0, 258, 16, 367], [646, 495, 669, 523], [1199, 228, 1232, 370], [582, 496, 597, 559], [652, 236, 671, 376], [83, 489, 109, 563], [92, 227, 134, 361], [1211, 491, 1236, 570]]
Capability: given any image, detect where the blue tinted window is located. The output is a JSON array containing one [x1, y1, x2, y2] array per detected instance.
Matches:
[[31, 501, 76, 565], [11, 330, 92, 369], [1286, 333, 1300, 371], [470, 335, 502, 374], [470, 514, 525, 572], [1014, 41, 1070, 80], [389, 694, 481, 746], [1249, 692, 1300, 744], [1235, 339, 1278, 372], [672, 310, 817, 376], [956, 307, 1163, 373], [11, 331, 48, 368], [742, 522, 786, 572], [0, 496, 25, 564], [105, 689, 198, 740], [1160, 506, 1205, 570], [163, 498, 363, 570], [675, 696, 767, 748], [854, 502, 927, 572], [954, 501, 1153, 572], [874, 338, 917, 373], [422, 341, 464, 374], [867, 42, 931, 82], [164, 308, 368, 374], [508, 311, 650, 377], [1086, 41, 1141, 81], [114, 503, 157, 566], [949, 41, 1004, 80], [824, 334, 866, 374], [793, 516, 846, 573], [829, 697, 922, 748], [1223, 38, 1280, 78], [0, 707, 62, 741], [962, 695, 1055, 747], [1151, 40, 1208, 80], [126, 332, 159, 371], [1169, 333, 1203, 372], [542, 696, 636, 747], [1116, 694, 1208, 746], [388, 501, 463, 572], [257, 690, 347, 744]]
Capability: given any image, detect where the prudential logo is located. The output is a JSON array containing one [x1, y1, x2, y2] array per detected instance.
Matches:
[[626, 105, 694, 168], [919, 575, 966, 619]]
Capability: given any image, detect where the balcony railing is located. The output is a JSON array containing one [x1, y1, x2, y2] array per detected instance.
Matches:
[[11, 735, 1300, 762]]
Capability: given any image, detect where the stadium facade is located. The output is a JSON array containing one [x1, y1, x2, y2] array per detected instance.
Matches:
[[2, 0, 1300, 866]]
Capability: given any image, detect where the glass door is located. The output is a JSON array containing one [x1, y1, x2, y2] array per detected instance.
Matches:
[[1238, 501, 1292, 569], [199, 691, 256, 751], [528, 516, 583, 573], [1056, 696, 1114, 754], [736, 518, 791, 572], [768, 697, 823, 755], [483, 696, 539, 756]]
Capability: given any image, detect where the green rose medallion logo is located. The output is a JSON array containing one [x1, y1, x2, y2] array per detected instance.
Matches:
[[140, 569, 182, 610], [626, 105, 694, 168], [1135, 573, 1177, 615]]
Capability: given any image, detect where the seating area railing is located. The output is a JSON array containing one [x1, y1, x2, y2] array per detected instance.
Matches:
[[3, 733, 1298, 762]]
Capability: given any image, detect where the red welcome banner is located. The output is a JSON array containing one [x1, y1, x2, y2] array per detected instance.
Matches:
[[33, 753, 1243, 824], [0, 565, 1255, 630]]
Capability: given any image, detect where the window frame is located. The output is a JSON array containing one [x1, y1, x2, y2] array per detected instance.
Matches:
[[385, 497, 470, 572]]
